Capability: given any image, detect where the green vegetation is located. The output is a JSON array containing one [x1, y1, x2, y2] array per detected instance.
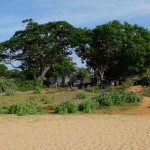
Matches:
[[93, 90, 143, 107], [79, 99, 99, 113], [41, 96, 53, 104], [0, 19, 149, 116], [55, 100, 78, 114], [140, 87, 150, 97], [75, 92, 87, 99], [0, 77, 16, 95]]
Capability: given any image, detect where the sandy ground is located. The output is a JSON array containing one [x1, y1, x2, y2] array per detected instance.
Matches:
[[0, 114, 150, 150]]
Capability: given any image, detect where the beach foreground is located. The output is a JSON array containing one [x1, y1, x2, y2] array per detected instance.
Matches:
[[0, 114, 150, 150]]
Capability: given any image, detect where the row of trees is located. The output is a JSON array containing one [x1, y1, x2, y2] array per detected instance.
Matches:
[[0, 19, 150, 82]]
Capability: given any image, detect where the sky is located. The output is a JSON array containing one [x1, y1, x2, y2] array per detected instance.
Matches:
[[1, 0, 150, 68]]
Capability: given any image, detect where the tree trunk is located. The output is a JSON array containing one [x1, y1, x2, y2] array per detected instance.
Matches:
[[61, 74, 65, 87], [38, 66, 50, 82]]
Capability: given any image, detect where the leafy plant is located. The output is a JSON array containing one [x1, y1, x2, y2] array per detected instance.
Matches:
[[85, 85, 100, 93], [55, 100, 78, 114], [41, 96, 53, 104], [79, 99, 99, 113], [139, 87, 150, 97], [76, 92, 87, 99], [8, 99, 38, 116], [70, 87, 78, 91], [93, 90, 143, 107], [0, 77, 16, 95], [17, 79, 42, 91], [33, 86, 41, 94]]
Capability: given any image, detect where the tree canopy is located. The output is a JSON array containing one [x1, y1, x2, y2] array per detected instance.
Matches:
[[0, 19, 150, 81]]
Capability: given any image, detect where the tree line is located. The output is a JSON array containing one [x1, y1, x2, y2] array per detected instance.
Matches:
[[0, 19, 150, 82]]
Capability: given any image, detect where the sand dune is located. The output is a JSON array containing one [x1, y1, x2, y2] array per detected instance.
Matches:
[[0, 114, 150, 150]]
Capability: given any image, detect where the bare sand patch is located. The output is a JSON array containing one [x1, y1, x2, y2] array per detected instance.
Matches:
[[0, 114, 150, 150]]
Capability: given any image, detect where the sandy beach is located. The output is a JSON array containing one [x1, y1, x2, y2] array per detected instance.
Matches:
[[0, 114, 150, 150]]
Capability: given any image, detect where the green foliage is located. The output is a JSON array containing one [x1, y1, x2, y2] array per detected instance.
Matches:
[[55, 100, 78, 114], [17, 79, 42, 91], [120, 80, 132, 90], [0, 64, 9, 77], [94, 90, 143, 107], [8, 98, 38, 116], [85, 85, 100, 93], [33, 86, 41, 94], [78, 99, 99, 113], [0, 77, 16, 95], [140, 87, 150, 97], [76, 67, 90, 78], [76, 92, 87, 99], [41, 96, 53, 104], [0, 104, 9, 114], [70, 86, 78, 91]]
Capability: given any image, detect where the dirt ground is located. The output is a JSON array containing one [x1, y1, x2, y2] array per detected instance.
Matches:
[[0, 86, 149, 150]]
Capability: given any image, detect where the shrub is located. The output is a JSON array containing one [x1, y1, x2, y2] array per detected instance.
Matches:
[[85, 85, 100, 93], [8, 99, 38, 116], [0, 104, 9, 114], [79, 99, 99, 113], [76, 92, 87, 99], [41, 96, 53, 104], [121, 91, 143, 103], [55, 100, 78, 114], [0, 77, 16, 95], [33, 86, 41, 94], [17, 79, 42, 91], [139, 87, 150, 97], [70, 87, 78, 91], [120, 80, 132, 90], [93, 90, 143, 107]]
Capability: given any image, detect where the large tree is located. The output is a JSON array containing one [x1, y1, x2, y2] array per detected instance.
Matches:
[[76, 20, 150, 79], [0, 19, 76, 81]]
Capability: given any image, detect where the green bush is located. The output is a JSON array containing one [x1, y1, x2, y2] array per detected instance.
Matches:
[[70, 87, 78, 91], [33, 86, 41, 94], [79, 99, 99, 113], [93, 90, 143, 107], [76, 92, 87, 99], [0, 104, 9, 114], [8, 99, 38, 116], [0, 77, 16, 95], [120, 80, 132, 90], [85, 85, 100, 93], [17, 79, 42, 91], [139, 87, 150, 97], [41, 96, 53, 104], [122, 91, 143, 103], [55, 100, 78, 114]]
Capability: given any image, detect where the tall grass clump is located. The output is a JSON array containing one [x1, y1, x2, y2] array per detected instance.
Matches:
[[78, 99, 99, 113], [55, 100, 78, 114], [0, 77, 16, 95]]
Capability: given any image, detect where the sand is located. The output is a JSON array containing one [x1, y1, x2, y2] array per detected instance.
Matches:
[[0, 114, 150, 150]]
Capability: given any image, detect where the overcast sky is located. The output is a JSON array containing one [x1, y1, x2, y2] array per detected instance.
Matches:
[[1, 0, 150, 67]]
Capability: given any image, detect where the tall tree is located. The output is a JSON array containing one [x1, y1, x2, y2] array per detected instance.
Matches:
[[1, 19, 76, 81], [76, 20, 150, 79]]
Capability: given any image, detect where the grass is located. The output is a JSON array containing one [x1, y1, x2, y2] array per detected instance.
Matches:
[[0, 86, 147, 115]]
